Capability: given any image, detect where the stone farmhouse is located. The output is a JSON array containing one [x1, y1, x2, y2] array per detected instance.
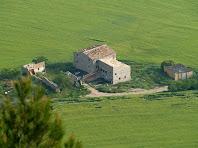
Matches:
[[21, 62, 45, 75], [73, 45, 131, 84], [164, 64, 193, 81]]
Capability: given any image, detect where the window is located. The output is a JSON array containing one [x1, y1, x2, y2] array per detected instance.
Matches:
[[124, 76, 126, 78], [105, 71, 107, 74], [38, 68, 39, 70], [88, 58, 90, 61], [96, 66, 98, 68], [77, 54, 78, 56], [100, 68, 102, 71], [103, 70, 104, 72], [76, 61, 78, 63], [119, 78, 121, 80], [115, 73, 117, 75]]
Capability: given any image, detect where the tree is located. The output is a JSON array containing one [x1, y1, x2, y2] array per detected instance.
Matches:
[[0, 76, 82, 147], [0, 68, 22, 80], [161, 60, 175, 71], [32, 56, 48, 64], [0, 86, 3, 95], [53, 74, 73, 89]]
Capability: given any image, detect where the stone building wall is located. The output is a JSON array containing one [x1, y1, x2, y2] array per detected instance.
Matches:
[[73, 52, 97, 73], [97, 60, 113, 82], [164, 66, 176, 80], [113, 66, 131, 84]]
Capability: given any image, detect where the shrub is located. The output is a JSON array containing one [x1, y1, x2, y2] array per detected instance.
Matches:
[[32, 56, 48, 64], [161, 60, 175, 71]]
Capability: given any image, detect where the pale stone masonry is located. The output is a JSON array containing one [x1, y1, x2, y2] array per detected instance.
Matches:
[[21, 62, 45, 75], [73, 45, 131, 84]]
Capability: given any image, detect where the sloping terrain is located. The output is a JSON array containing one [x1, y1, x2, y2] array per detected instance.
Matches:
[[53, 92, 198, 147], [0, 0, 198, 69]]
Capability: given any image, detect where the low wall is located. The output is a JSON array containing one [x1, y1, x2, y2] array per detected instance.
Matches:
[[83, 72, 99, 82], [65, 71, 82, 88], [42, 77, 60, 93]]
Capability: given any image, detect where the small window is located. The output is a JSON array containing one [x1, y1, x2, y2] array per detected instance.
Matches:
[[76, 61, 78, 63], [77, 54, 78, 56], [105, 71, 107, 74], [119, 78, 121, 80], [88, 58, 90, 61], [96, 66, 98, 68], [103, 70, 104, 72], [124, 76, 126, 78], [38, 68, 39, 70], [100, 68, 102, 71], [115, 73, 117, 75]]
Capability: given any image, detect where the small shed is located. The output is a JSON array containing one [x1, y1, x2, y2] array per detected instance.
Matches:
[[164, 64, 193, 81]]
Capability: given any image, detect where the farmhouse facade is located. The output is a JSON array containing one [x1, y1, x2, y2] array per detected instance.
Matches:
[[164, 64, 193, 81], [21, 62, 45, 75], [73, 45, 131, 84]]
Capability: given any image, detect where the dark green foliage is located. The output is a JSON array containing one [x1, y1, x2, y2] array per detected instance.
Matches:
[[53, 74, 73, 89], [0, 68, 21, 80], [161, 60, 175, 71], [168, 79, 198, 92], [0, 76, 64, 147], [46, 62, 76, 74], [65, 135, 83, 148], [32, 56, 48, 64], [0, 86, 3, 95]]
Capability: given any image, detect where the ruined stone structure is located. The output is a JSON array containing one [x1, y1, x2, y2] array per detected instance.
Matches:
[[164, 64, 193, 81], [21, 62, 45, 75], [42, 77, 60, 93], [65, 71, 82, 88], [73, 45, 131, 84]]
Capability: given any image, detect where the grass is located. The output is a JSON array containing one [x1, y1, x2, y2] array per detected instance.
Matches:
[[1, 0, 198, 70], [52, 91, 198, 147]]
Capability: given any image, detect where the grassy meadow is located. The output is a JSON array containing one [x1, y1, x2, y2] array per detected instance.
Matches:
[[1, 0, 198, 69], [52, 92, 198, 147]]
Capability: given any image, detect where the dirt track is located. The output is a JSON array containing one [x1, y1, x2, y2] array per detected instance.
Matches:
[[83, 83, 168, 97]]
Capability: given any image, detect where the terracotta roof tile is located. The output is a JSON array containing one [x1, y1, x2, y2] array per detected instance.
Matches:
[[76, 45, 116, 60]]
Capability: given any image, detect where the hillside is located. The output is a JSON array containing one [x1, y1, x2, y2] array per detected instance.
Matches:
[[53, 92, 198, 147], [0, 0, 198, 69]]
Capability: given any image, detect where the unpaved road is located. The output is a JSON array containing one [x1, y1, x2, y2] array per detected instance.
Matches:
[[83, 83, 168, 97]]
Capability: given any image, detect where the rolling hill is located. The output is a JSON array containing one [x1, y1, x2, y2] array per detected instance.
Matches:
[[0, 0, 198, 69]]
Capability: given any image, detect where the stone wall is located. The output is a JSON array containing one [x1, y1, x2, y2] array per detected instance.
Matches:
[[113, 66, 131, 84], [97, 60, 113, 82], [42, 77, 60, 93], [164, 66, 176, 80], [65, 71, 82, 87]]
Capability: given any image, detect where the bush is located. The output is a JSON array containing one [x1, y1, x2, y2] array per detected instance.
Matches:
[[53, 74, 73, 89], [168, 79, 198, 92], [32, 56, 48, 64], [0, 68, 22, 80], [161, 60, 175, 71]]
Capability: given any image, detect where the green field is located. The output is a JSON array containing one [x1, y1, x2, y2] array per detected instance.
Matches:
[[1, 0, 198, 69], [52, 92, 198, 147]]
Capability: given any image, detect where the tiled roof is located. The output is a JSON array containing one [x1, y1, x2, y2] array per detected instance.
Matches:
[[166, 64, 192, 73], [75, 45, 116, 60], [99, 58, 129, 68]]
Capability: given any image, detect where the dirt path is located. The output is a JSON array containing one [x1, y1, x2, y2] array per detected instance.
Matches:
[[83, 83, 168, 97]]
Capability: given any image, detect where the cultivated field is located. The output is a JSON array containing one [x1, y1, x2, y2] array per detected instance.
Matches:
[[1, 0, 198, 69], [52, 91, 198, 147]]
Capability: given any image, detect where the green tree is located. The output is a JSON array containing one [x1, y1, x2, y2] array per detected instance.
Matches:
[[0, 86, 3, 95], [0, 68, 21, 80], [53, 74, 73, 89], [0, 76, 82, 147], [161, 60, 175, 71], [32, 56, 48, 64]]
